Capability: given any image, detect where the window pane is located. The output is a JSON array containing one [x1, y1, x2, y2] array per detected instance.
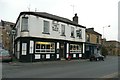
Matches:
[[35, 42, 55, 53], [71, 27, 74, 37], [96, 36, 99, 43], [46, 45, 50, 49], [76, 29, 82, 38], [41, 44, 45, 49], [70, 44, 82, 53], [87, 34, 90, 42], [21, 17, 28, 31], [36, 44, 40, 49], [44, 21, 49, 33], [61, 25, 65, 35]]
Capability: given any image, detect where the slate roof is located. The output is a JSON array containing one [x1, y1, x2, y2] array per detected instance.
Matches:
[[1, 20, 15, 27], [86, 28, 102, 36], [14, 11, 86, 28]]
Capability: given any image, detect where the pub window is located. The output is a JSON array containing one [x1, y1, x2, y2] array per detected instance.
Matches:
[[35, 42, 55, 53], [96, 35, 99, 43], [70, 44, 82, 53], [76, 29, 82, 38], [43, 20, 50, 34], [86, 34, 90, 42], [71, 27, 75, 38], [21, 17, 28, 31], [61, 24, 65, 36]]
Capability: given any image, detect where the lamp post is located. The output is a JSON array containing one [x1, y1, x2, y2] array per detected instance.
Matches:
[[11, 29, 16, 55], [103, 25, 110, 39]]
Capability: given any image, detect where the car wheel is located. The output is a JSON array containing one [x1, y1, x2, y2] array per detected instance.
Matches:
[[96, 58, 98, 61], [102, 58, 104, 61], [90, 58, 92, 61]]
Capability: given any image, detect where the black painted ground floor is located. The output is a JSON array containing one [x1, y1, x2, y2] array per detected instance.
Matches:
[[14, 37, 85, 62]]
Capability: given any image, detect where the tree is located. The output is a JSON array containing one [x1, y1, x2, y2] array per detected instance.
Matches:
[[101, 46, 108, 57]]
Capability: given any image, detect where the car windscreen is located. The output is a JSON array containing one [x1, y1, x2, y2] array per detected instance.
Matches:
[[94, 53, 102, 57], [0, 50, 10, 56]]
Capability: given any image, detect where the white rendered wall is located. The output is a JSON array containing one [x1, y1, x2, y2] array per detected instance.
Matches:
[[15, 14, 86, 43]]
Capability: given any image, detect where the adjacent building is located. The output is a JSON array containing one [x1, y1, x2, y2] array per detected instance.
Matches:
[[0, 22, 2, 50], [102, 40, 120, 56], [85, 28, 102, 59], [1, 20, 15, 53], [118, 1, 120, 55], [13, 12, 86, 62]]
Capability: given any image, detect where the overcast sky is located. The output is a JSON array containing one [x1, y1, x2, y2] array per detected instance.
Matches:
[[0, 0, 119, 41]]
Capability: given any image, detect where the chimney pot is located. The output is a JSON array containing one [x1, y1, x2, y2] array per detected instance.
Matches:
[[73, 13, 78, 24]]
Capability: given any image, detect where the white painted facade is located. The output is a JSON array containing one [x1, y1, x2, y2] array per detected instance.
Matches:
[[15, 14, 85, 43]]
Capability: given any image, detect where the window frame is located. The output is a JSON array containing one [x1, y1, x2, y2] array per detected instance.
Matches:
[[61, 24, 65, 36], [43, 20, 50, 34], [21, 17, 29, 32], [96, 35, 99, 43], [76, 29, 82, 39], [71, 27, 75, 38], [35, 42, 55, 53], [86, 34, 90, 42], [70, 44, 82, 53]]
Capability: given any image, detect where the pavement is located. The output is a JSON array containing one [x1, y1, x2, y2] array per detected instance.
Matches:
[[4, 59, 88, 66]]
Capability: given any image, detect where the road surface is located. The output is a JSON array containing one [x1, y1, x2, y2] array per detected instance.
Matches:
[[2, 56, 119, 78]]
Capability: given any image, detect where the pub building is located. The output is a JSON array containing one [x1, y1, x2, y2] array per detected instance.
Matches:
[[13, 12, 86, 62]]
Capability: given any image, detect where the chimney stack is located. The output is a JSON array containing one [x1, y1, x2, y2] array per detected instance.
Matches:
[[73, 13, 78, 24]]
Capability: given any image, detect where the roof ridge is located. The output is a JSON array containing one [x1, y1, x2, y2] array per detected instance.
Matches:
[[19, 11, 86, 28]]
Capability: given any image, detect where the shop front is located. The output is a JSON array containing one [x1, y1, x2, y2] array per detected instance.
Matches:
[[14, 37, 84, 62], [85, 43, 101, 59]]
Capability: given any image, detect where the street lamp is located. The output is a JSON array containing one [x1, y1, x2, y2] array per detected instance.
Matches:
[[11, 29, 16, 54], [103, 25, 110, 39]]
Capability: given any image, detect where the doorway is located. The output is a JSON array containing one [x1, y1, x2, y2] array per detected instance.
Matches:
[[60, 42, 65, 60]]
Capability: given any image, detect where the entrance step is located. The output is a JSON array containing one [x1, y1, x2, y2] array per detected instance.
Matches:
[[61, 58, 66, 60]]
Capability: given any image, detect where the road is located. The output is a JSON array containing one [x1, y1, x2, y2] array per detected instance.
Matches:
[[2, 56, 119, 78]]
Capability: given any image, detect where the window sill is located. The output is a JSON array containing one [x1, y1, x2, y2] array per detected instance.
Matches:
[[60, 35, 66, 37], [21, 30, 29, 32], [78, 37, 82, 39], [42, 32, 50, 35], [71, 36, 75, 38]]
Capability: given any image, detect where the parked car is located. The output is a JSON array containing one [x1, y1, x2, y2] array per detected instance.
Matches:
[[89, 53, 104, 61], [0, 49, 12, 62]]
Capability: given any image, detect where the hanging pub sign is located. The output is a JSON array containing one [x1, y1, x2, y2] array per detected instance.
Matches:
[[52, 21, 59, 31]]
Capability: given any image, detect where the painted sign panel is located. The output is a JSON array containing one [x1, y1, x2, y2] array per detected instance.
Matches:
[[79, 54, 82, 57], [57, 54, 59, 58], [35, 54, 41, 59], [46, 54, 50, 59], [67, 43, 69, 53], [22, 43, 27, 55], [57, 42, 59, 49], [73, 54, 76, 57], [30, 41, 34, 54]]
